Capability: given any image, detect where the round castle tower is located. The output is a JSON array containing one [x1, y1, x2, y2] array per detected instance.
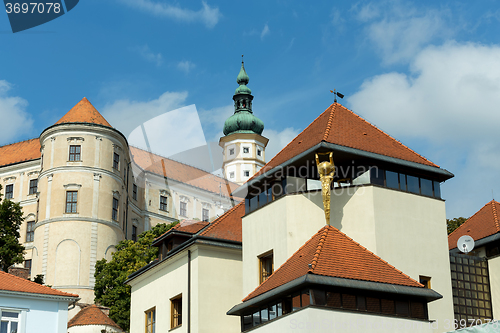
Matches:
[[219, 60, 268, 185], [33, 98, 129, 303]]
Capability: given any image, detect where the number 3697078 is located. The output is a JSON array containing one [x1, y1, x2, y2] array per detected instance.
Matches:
[[5, 2, 61, 14]]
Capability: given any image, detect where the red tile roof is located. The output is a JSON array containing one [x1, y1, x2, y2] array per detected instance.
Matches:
[[156, 221, 209, 240], [129, 146, 241, 197], [0, 270, 79, 298], [55, 97, 112, 128], [448, 200, 500, 250], [200, 202, 244, 242], [250, 102, 437, 181], [68, 305, 122, 329], [0, 138, 41, 167], [243, 225, 423, 301]]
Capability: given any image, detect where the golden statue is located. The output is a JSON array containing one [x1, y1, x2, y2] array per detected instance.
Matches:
[[316, 152, 335, 225]]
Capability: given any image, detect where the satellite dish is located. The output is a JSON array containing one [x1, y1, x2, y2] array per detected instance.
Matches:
[[457, 235, 475, 253], [216, 207, 225, 218]]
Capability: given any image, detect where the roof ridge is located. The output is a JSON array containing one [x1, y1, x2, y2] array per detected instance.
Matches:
[[322, 106, 335, 141], [0, 137, 38, 149], [201, 201, 244, 236], [448, 203, 486, 239], [310, 226, 329, 272], [0, 271, 79, 297], [339, 104, 438, 168], [330, 226, 423, 287], [491, 200, 500, 232]]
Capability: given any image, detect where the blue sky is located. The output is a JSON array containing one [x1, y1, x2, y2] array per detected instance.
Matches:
[[1, 0, 500, 220]]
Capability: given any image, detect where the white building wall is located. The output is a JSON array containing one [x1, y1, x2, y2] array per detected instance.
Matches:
[[251, 307, 435, 333], [488, 256, 500, 320]]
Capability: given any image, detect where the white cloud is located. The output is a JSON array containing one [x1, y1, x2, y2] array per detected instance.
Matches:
[[262, 127, 301, 160], [177, 60, 196, 74], [261, 24, 270, 40], [133, 45, 163, 66], [0, 80, 33, 145], [348, 41, 500, 218], [102, 91, 188, 138], [354, 2, 451, 64], [117, 0, 221, 28]]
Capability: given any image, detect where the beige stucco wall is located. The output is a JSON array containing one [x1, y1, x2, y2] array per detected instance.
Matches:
[[129, 243, 242, 333], [251, 306, 435, 333], [242, 185, 454, 332], [488, 256, 500, 320]]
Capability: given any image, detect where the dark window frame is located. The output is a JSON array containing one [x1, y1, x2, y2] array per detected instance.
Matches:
[[112, 197, 119, 221], [29, 179, 38, 195], [26, 221, 34, 242], [180, 202, 187, 217], [160, 195, 168, 211], [65, 191, 78, 213], [171, 295, 182, 329], [69, 145, 81, 161], [113, 152, 120, 170], [5, 184, 13, 199]]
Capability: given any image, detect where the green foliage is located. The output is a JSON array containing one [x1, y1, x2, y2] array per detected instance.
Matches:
[[32, 274, 44, 284], [0, 185, 25, 272], [94, 222, 177, 332], [447, 217, 468, 235]]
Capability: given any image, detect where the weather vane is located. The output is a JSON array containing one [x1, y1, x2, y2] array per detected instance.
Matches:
[[330, 89, 344, 103]]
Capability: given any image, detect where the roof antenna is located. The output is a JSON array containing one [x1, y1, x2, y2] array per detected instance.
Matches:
[[330, 89, 344, 103]]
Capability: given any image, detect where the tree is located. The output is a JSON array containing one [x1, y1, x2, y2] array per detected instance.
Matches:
[[0, 184, 25, 272], [447, 217, 468, 235], [94, 222, 177, 332]]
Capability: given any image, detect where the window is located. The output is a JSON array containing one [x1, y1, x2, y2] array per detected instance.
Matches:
[[160, 196, 168, 211], [244, 170, 250, 177], [145, 307, 155, 333], [29, 179, 38, 195], [171, 296, 182, 329], [0, 310, 20, 333], [24, 259, 32, 275], [26, 221, 34, 242], [243, 147, 249, 153], [112, 198, 119, 221], [69, 145, 81, 161], [133, 184, 138, 200], [132, 225, 137, 242], [419, 275, 431, 289], [229, 172, 235, 179], [229, 148, 234, 155], [65, 191, 78, 213], [257, 149, 262, 156], [5, 184, 13, 200], [180, 202, 187, 217], [202, 208, 209, 222], [113, 153, 120, 170], [259, 252, 273, 284]]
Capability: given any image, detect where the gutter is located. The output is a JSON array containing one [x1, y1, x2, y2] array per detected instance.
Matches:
[[227, 274, 442, 316]]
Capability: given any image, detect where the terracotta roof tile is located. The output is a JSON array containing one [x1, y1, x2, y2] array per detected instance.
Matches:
[[0, 270, 79, 298], [250, 103, 438, 181], [199, 202, 244, 242], [129, 146, 240, 197], [156, 221, 209, 240], [243, 225, 423, 301], [55, 97, 112, 128], [68, 305, 122, 329], [0, 138, 41, 167], [448, 200, 500, 250]]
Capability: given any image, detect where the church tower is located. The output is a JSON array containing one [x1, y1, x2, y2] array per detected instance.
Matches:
[[219, 60, 268, 185]]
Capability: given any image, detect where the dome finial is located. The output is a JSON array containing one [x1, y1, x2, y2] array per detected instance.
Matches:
[[236, 57, 250, 87]]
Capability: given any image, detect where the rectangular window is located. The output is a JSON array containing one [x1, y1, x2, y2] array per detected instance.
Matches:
[[433, 181, 441, 198], [243, 147, 249, 154], [180, 202, 187, 217], [113, 153, 120, 170], [24, 259, 32, 275], [419, 275, 431, 289], [160, 196, 168, 211], [229, 171, 235, 179], [65, 191, 78, 213], [259, 252, 273, 284], [133, 184, 138, 200], [0, 310, 20, 333], [202, 208, 209, 222], [370, 167, 385, 186], [112, 197, 119, 221], [29, 179, 38, 195], [244, 170, 250, 177], [229, 148, 234, 155], [145, 307, 155, 333], [420, 178, 433, 197], [132, 225, 137, 242], [257, 149, 262, 156], [171, 296, 182, 329], [69, 145, 81, 161], [407, 175, 420, 194], [5, 184, 13, 200], [385, 171, 399, 190], [26, 221, 34, 242]]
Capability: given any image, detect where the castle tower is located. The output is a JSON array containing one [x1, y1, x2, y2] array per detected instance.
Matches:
[[33, 98, 130, 303], [219, 60, 268, 185]]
